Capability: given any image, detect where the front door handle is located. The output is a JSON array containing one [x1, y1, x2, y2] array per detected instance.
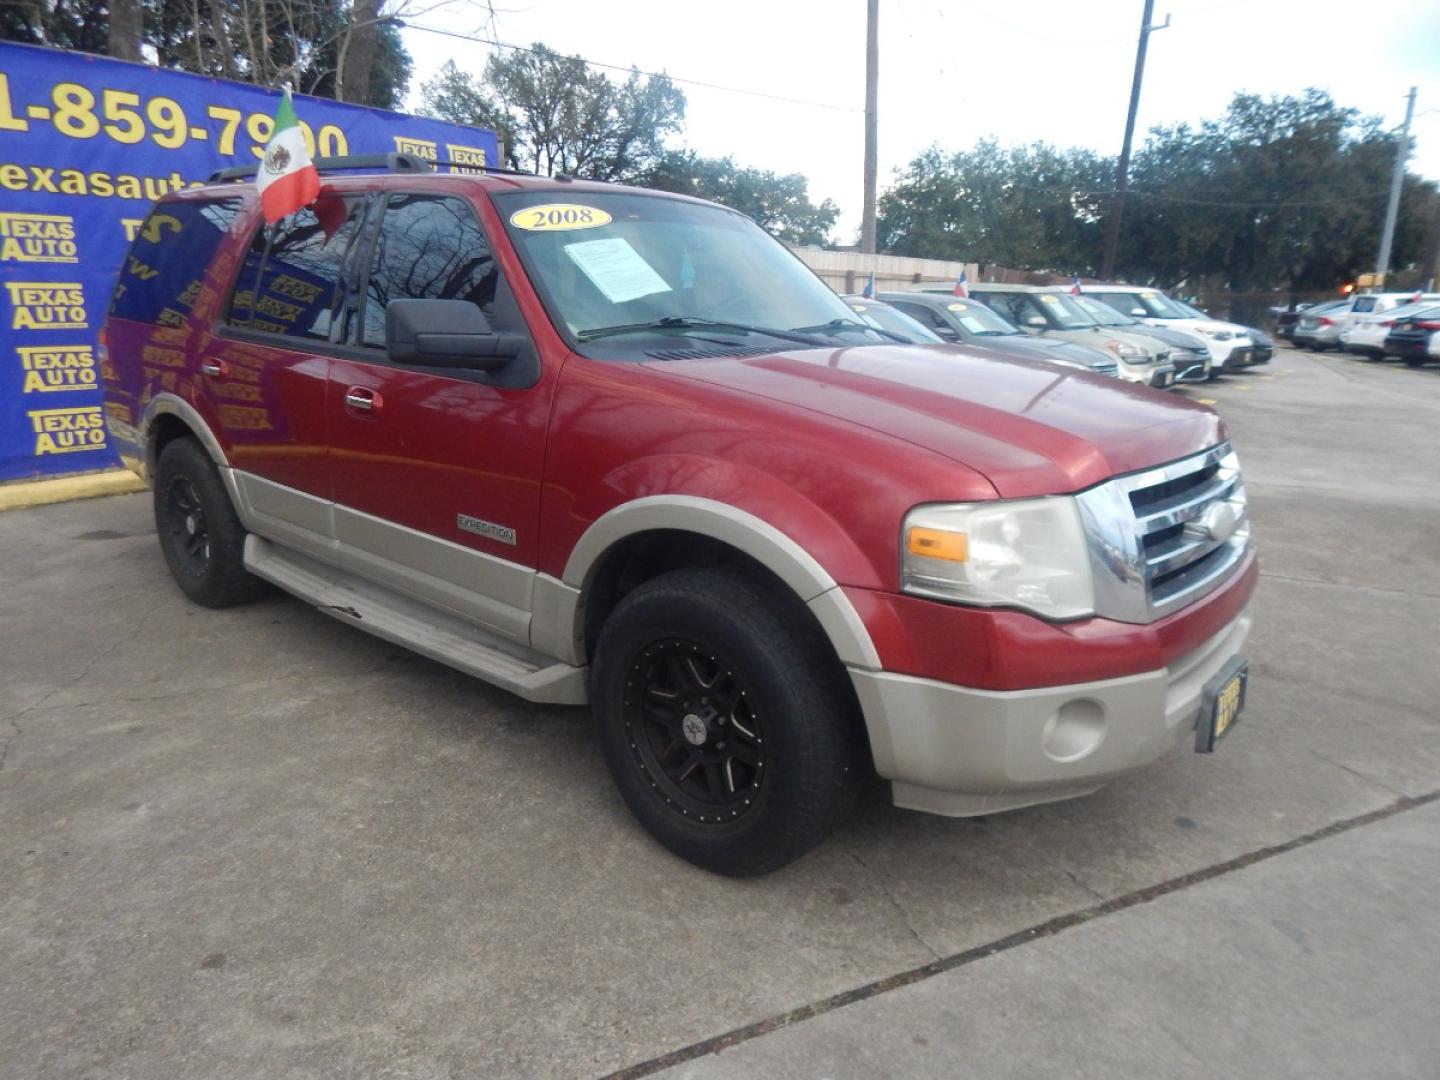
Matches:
[[199, 358, 229, 378], [344, 386, 382, 413]]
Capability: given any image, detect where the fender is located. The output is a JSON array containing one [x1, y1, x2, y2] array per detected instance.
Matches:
[[542, 494, 882, 672], [140, 392, 243, 507]]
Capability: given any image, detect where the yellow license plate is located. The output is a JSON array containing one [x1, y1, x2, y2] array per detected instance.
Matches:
[[1214, 675, 1243, 738], [1197, 662, 1248, 753]]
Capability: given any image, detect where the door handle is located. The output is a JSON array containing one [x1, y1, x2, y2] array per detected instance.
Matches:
[[199, 358, 229, 378], [344, 386, 382, 412]]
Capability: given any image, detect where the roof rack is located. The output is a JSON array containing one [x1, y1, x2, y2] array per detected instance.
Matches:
[[206, 153, 542, 184]]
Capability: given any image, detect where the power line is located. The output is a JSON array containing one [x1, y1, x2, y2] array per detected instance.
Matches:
[[404, 23, 864, 114]]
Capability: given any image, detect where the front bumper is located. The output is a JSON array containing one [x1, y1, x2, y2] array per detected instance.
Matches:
[[1147, 364, 1177, 388], [850, 606, 1253, 817]]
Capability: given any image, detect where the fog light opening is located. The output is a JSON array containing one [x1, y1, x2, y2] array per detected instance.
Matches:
[[1042, 699, 1107, 762]]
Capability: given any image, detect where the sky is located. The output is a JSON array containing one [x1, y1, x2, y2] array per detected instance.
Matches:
[[398, 0, 1440, 242]]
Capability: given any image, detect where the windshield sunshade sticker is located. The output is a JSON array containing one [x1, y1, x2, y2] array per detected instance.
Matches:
[[563, 237, 672, 304], [509, 204, 613, 231]]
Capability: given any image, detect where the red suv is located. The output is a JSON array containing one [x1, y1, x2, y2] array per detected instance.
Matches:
[[101, 156, 1256, 875]]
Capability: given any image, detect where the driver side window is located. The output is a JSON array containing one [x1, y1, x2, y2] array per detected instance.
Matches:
[[361, 194, 502, 349]]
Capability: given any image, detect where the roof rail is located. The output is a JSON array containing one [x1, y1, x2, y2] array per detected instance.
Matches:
[[206, 152, 436, 183]]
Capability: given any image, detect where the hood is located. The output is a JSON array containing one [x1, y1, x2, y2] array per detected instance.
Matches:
[[1117, 323, 1209, 352], [647, 343, 1224, 498], [1039, 324, 1168, 359], [975, 334, 1117, 370], [1151, 316, 1252, 339]]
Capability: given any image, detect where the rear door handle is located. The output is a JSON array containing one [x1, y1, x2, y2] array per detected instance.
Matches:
[[344, 386, 382, 413], [199, 358, 229, 378]]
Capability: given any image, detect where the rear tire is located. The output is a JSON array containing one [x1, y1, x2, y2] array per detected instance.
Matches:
[[153, 438, 266, 608], [592, 567, 865, 877], [1404, 356, 1427, 368]]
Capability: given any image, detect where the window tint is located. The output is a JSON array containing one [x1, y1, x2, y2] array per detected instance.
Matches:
[[362, 194, 498, 348], [1351, 297, 1376, 313], [110, 200, 241, 326], [227, 194, 366, 340], [893, 302, 945, 329]]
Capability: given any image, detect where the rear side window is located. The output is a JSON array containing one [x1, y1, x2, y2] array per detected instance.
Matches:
[[110, 199, 242, 326], [360, 194, 499, 348], [227, 194, 367, 340]]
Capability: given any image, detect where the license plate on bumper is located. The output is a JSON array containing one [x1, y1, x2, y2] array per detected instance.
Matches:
[[1195, 658, 1248, 753]]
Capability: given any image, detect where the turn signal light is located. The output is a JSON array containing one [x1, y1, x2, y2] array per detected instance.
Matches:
[[906, 526, 968, 562]]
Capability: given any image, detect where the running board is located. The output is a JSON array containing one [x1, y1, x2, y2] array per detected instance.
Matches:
[[244, 536, 588, 705]]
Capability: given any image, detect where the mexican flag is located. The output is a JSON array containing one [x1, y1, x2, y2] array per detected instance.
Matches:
[[257, 89, 320, 223]]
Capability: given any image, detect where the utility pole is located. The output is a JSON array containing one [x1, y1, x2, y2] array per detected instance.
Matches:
[[861, 0, 879, 255], [1374, 86, 1417, 288], [1099, 1, 1169, 280]]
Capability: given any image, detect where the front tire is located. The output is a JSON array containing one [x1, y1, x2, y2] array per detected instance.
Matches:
[[153, 438, 266, 608], [592, 567, 865, 876]]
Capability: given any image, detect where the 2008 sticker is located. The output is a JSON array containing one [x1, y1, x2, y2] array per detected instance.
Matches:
[[510, 204, 612, 231]]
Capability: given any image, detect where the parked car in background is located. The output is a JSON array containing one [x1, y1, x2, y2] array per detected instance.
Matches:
[[950, 284, 1175, 387], [840, 295, 945, 343], [876, 291, 1120, 377], [1383, 305, 1440, 367], [1292, 299, 1351, 351], [1273, 303, 1315, 342], [1052, 290, 1211, 383], [1080, 285, 1263, 373], [1330, 292, 1440, 350], [1340, 296, 1440, 358], [1169, 299, 1275, 366]]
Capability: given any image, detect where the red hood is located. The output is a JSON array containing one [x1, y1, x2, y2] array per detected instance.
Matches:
[[647, 343, 1225, 498]]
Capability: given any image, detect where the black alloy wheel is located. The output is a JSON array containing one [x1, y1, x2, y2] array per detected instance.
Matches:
[[163, 473, 211, 579], [153, 437, 267, 608], [593, 566, 866, 877], [623, 638, 767, 825]]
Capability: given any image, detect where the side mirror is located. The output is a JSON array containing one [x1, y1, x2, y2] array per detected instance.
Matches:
[[935, 324, 960, 341], [1024, 314, 1047, 329], [1129, 307, 1147, 317], [385, 299, 524, 371]]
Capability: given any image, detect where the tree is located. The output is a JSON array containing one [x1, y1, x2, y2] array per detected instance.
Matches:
[[639, 150, 839, 246], [1, 1, 419, 108], [420, 44, 684, 179], [876, 140, 1111, 271]]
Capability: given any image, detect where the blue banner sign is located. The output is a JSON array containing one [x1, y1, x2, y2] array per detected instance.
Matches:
[[0, 41, 498, 481]]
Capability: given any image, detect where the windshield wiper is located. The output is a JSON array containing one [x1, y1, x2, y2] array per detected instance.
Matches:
[[578, 316, 826, 346], [789, 318, 907, 344]]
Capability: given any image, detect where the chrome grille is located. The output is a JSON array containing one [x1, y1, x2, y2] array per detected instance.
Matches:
[[1076, 443, 1250, 623]]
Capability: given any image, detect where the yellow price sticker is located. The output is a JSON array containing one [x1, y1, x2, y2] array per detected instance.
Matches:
[[510, 204, 612, 231]]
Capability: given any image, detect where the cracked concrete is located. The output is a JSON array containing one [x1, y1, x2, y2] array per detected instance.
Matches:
[[1, 348, 1438, 1078]]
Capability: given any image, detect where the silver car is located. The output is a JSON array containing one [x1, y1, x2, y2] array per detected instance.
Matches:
[[1293, 299, 1351, 351]]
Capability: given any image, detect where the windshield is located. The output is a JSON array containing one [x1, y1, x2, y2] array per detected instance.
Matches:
[[1031, 292, 1100, 329], [1071, 295, 1134, 326], [844, 300, 943, 342], [944, 298, 1021, 335], [1132, 291, 1189, 318], [494, 191, 889, 354]]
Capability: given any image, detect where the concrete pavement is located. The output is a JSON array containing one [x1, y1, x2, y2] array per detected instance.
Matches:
[[2, 347, 1437, 1077], [651, 798, 1440, 1080]]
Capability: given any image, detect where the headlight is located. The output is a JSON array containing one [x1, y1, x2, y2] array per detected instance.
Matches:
[[1196, 328, 1233, 341], [901, 498, 1095, 619], [1104, 339, 1146, 358]]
